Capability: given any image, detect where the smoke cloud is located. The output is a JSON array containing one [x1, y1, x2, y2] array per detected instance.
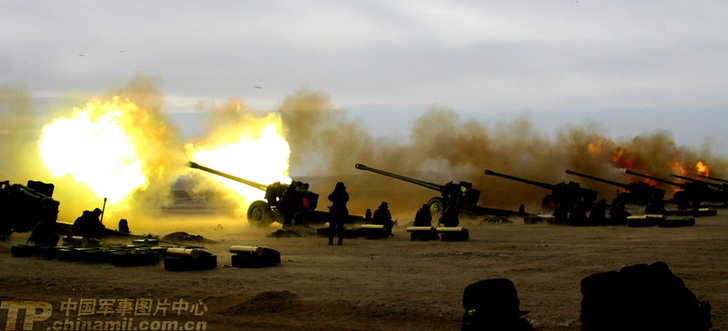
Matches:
[[277, 88, 728, 219], [2, 79, 726, 227]]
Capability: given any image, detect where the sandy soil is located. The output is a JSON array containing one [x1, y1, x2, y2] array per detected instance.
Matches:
[[1, 209, 727, 331]]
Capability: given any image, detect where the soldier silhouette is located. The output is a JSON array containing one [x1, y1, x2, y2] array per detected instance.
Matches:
[[280, 183, 298, 228], [372, 201, 394, 237], [327, 182, 349, 246], [72, 208, 106, 238], [439, 207, 460, 227], [413, 204, 433, 227]]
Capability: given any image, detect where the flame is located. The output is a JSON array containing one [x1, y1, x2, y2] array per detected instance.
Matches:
[[668, 160, 686, 176], [695, 161, 709, 177], [611, 147, 636, 169], [587, 139, 602, 157], [39, 96, 155, 203], [184, 113, 291, 214]]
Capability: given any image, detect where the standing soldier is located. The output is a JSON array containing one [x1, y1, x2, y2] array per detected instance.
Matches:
[[327, 182, 349, 246], [280, 183, 298, 228]]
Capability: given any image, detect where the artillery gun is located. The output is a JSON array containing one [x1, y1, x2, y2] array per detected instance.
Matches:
[[565, 169, 665, 205], [189, 162, 359, 227], [354, 163, 520, 217], [484, 170, 598, 211], [625, 170, 714, 209], [671, 174, 728, 205], [0, 180, 59, 237], [703, 175, 728, 184]]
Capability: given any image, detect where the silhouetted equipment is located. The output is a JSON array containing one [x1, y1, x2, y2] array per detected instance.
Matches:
[[229, 245, 281, 268], [164, 247, 217, 271], [565, 169, 665, 205], [484, 170, 598, 210], [0, 180, 60, 237], [703, 175, 728, 183], [671, 174, 728, 204], [355, 163, 519, 217], [580, 262, 712, 331], [462, 278, 533, 331], [406, 226, 439, 241], [189, 161, 329, 227], [625, 170, 714, 209]]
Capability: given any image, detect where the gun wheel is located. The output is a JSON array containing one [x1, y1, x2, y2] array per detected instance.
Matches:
[[427, 197, 444, 218], [541, 195, 556, 212], [247, 200, 273, 227]]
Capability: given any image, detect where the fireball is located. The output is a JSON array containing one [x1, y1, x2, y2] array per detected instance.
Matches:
[[587, 139, 603, 158], [695, 161, 709, 177], [39, 96, 152, 203], [184, 113, 291, 214]]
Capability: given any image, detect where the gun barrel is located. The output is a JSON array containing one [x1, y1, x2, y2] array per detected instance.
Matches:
[[624, 170, 683, 188], [484, 170, 554, 190], [189, 161, 268, 191], [672, 174, 723, 189], [565, 169, 627, 188], [704, 175, 728, 184], [355, 163, 443, 192]]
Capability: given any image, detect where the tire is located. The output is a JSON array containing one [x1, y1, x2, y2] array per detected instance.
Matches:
[[541, 195, 556, 211], [427, 197, 444, 218], [164, 255, 217, 271], [292, 210, 313, 226], [111, 251, 159, 267], [11, 244, 35, 257], [231, 250, 281, 268], [247, 200, 273, 227], [658, 218, 695, 228]]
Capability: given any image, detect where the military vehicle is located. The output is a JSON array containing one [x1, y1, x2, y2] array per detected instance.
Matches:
[[484, 170, 598, 211], [565, 169, 665, 205], [189, 161, 362, 227], [0, 180, 59, 237], [355, 163, 522, 218], [625, 170, 714, 209]]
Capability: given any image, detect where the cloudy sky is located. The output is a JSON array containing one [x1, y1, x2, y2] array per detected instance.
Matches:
[[2, 1, 727, 154]]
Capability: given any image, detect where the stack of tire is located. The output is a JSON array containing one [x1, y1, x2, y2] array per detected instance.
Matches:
[[627, 215, 696, 228], [10, 240, 161, 267], [230, 245, 280, 268], [406, 226, 439, 241], [164, 248, 217, 271], [436, 226, 470, 241], [360, 224, 389, 239]]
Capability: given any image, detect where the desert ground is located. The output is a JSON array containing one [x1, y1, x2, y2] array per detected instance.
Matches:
[[1, 206, 726, 331]]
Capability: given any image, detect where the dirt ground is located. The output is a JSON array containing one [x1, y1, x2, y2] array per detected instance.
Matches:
[[1, 208, 727, 331]]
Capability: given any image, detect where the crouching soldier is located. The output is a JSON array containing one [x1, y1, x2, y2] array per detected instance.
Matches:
[[372, 201, 394, 237]]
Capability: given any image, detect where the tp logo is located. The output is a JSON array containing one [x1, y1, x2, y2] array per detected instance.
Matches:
[[1, 301, 53, 330]]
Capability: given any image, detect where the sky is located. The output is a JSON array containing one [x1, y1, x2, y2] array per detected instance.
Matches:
[[2, 1, 728, 154]]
